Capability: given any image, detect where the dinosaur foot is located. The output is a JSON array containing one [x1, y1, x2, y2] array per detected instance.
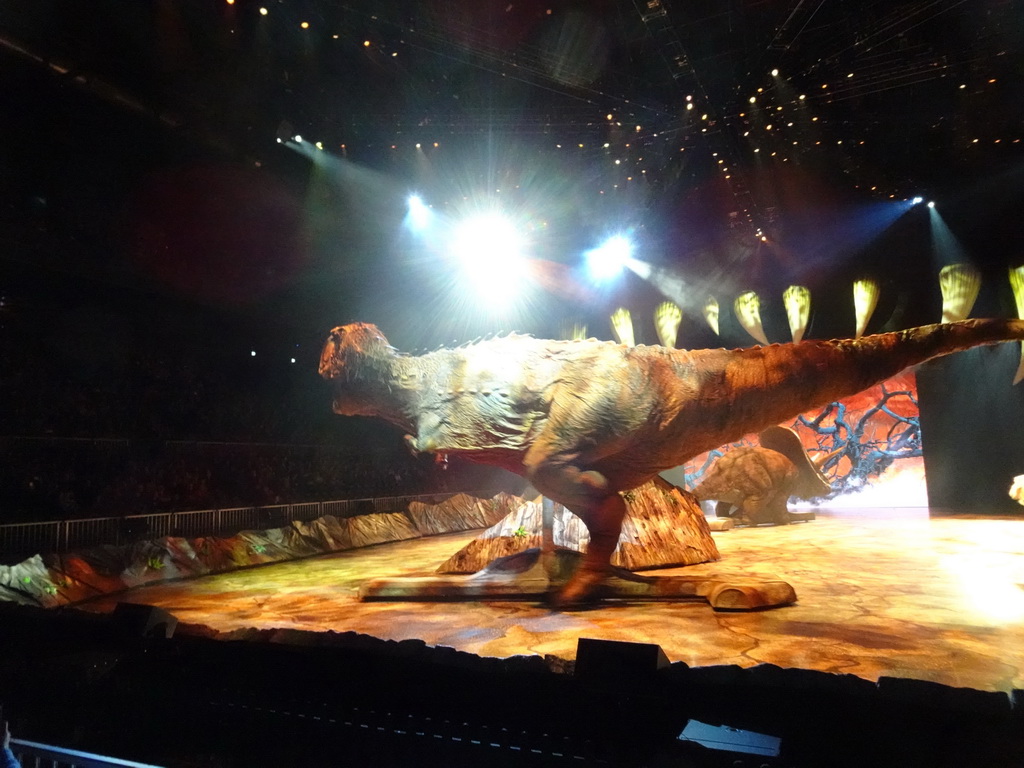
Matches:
[[548, 568, 611, 610]]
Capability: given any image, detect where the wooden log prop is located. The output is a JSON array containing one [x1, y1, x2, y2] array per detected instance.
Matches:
[[436, 476, 719, 574]]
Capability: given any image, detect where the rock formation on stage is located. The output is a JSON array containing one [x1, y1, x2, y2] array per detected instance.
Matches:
[[693, 426, 833, 526], [436, 477, 719, 574], [0, 493, 517, 609], [319, 318, 1024, 607]]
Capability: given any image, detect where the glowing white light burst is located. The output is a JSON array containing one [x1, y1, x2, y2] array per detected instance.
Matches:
[[406, 194, 431, 232], [586, 235, 632, 282], [450, 212, 530, 311], [942, 545, 1024, 625]]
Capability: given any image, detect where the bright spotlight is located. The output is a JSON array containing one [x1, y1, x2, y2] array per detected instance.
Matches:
[[451, 212, 529, 307], [586, 235, 633, 282], [294, 135, 303, 143], [771, 68, 779, 77], [912, 196, 924, 204], [406, 195, 431, 232], [927, 201, 936, 208]]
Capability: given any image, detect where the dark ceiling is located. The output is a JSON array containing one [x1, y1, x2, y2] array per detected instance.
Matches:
[[2, 0, 1023, 352]]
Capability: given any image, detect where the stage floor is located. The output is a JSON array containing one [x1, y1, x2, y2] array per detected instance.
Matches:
[[80, 508, 1024, 693]]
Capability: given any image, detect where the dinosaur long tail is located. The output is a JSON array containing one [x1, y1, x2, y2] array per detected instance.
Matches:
[[680, 318, 1024, 448]]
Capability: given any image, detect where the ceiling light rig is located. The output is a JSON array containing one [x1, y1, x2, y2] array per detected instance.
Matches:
[[630, 0, 766, 239], [734, 11, 1020, 202], [253, 1, 1018, 221], [737, 64, 931, 202]]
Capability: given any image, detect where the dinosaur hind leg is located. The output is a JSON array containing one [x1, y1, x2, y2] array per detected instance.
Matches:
[[560, 490, 626, 608], [740, 492, 790, 526], [765, 492, 793, 525], [522, 458, 626, 608]]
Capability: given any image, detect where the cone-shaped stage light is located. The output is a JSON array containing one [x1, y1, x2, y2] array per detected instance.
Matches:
[[939, 264, 981, 323], [558, 320, 588, 341], [610, 307, 635, 346], [654, 301, 682, 348], [703, 296, 720, 336], [1010, 266, 1024, 384], [783, 285, 811, 343], [853, 279, 880, 339], [734, 291, 769, 345]]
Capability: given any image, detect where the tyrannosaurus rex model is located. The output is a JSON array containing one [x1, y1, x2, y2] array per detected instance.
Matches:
[[319, 318, 1024, 607]]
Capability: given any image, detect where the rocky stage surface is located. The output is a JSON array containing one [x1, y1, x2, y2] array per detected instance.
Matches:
[[0, 481, 718, 609]]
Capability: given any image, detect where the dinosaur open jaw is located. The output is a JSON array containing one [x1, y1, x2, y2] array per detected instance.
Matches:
[[332, 401, 356, 417], [324, 375, 354, 414], [329, 384, 378, 417]]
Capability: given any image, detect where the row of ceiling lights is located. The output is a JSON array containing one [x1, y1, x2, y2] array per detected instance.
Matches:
[[253, 6, 1015, 215]]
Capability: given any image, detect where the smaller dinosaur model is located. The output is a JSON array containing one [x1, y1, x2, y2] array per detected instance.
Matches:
[[693, 426, 834, 526]]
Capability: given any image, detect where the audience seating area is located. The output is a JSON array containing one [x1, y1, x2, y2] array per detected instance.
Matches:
[[0, 298, 501, 525]]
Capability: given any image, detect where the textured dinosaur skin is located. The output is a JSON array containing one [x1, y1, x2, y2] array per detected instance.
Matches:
[[320, 318, 1024, 606], [695, 448, 799, 526]]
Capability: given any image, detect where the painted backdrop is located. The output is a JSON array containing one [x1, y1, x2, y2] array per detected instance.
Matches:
[[662, 371, 927, 507]]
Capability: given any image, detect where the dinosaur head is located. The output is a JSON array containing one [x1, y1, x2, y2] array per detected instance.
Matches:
[[319, 323, 399, 416]]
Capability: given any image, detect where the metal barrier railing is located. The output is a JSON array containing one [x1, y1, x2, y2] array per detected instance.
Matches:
[[0, 521, 62, 558], [10, 738, 164, 768], [0, 492, 483, 560]]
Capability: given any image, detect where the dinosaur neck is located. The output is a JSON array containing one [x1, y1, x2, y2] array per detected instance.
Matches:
[[342, 352, 422, 432], [674, 318, 1024, 452]]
